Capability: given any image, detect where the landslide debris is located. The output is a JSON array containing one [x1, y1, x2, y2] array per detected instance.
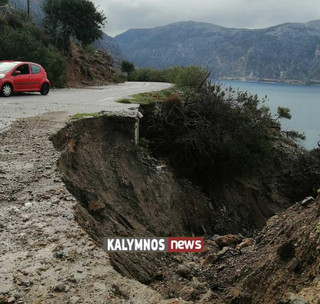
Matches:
[[66, 44, 115, 87], [0, 112, 186, 304], [201, 195, 320, 304], [52, 113, 320, 303], [52, 114, 215, 285], [147, 196, 320, 303]]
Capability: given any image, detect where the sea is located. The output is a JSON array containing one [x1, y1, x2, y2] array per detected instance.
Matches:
[[219, 80, 320, 150]]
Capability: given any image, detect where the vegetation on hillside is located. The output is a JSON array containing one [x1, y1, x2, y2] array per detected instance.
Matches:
[[0, 0, 111, 87], [122, 66, 319, 202], [140, 81, 320, 201], [129, 66, 209, 89], [117, 88, 182, 105]]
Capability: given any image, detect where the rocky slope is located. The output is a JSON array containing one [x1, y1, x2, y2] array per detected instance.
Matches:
[[149, 195, 320, 303], [93, 34, 124, 69], [115, 20, 320, 83], [49, 113, 300, 300], [66, 44, 115, 87], [51, 114, 215, 285]]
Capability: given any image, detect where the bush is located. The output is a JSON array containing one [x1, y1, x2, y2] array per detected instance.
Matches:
[[141, 82, 320, 200], [140, 83, 281, 185], [113, 73, 126, 83], [171, 66, 208, 88], [44, 50, 67, 87], [129, 66, 208, 89], [121, 60, 135, 76], [281, 148, 320, 201]]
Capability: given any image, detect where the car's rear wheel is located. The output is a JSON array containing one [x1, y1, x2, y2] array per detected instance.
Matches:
[[1, 83, 13, 97], [40, 83, 50, 96]]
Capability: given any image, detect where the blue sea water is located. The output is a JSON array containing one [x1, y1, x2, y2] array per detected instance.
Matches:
[[220, 80, 320, 150]]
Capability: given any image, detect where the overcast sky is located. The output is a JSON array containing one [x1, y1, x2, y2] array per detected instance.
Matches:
[[92, 0, 320, 37]]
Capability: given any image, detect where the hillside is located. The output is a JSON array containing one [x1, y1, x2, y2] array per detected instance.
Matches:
[[93, 33, 124, 68], [9, 0, 124, 67], [115, 20, 320, 83]]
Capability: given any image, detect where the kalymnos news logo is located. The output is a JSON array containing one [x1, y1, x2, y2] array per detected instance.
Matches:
[[104, 237, 203, 252]]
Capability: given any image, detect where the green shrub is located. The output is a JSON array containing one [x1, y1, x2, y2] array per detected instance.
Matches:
[[140, 83, 283, 185], [72, 112, 100, 119], [44, 50, 67, 87], [139, 137, 150, 148], [117, 98, 132, 104], [121, 60, 135, 76], [116, 89, 182, 105], [280, 148, 320, 201], [129, 66, 208, 89], [171, 66, 208, 88], [113, 73, 126, 83]]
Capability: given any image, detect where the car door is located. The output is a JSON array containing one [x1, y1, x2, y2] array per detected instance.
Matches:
[[30, 64, 42, 90], [12, 64, 31, 91]]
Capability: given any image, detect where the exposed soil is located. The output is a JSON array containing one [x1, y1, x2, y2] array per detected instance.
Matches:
[[138, 104, 289, 236], [66, 44, 115, 87], [51, 115, 215, 285], [0, 112, 183, 304], [202, 196, 320, 303], [51, 114, 320, 303], [2, 111, 320, 304]]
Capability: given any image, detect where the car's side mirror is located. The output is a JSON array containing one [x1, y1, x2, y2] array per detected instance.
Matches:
[[14, 70, 21, 76]]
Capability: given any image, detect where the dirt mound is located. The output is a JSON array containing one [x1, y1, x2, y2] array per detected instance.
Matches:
[[147, 196, 320, 303], [200, 195, 320, 303]]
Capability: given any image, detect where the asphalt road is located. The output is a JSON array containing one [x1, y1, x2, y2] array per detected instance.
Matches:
[[0, 82, 172, 132]]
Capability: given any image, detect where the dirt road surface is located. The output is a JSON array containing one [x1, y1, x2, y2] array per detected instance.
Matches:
[[0, 83, 180, 304], [0, 82, 172, 132]]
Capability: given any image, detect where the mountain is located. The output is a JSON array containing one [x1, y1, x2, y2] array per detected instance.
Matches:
[[9, 0, 123, 67], [115, 20, 320, 83]]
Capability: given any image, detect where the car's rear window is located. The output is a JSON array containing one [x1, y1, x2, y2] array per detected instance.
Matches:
[[0, 62, 20, 74], [31, 64, 41, 74]]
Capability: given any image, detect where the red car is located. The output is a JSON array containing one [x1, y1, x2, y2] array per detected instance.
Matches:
[[0, 61, 50, 97]]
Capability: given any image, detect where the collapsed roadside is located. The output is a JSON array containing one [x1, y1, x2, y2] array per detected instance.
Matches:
[[0, 112, 180, 304], [1, 80, 320, 303]]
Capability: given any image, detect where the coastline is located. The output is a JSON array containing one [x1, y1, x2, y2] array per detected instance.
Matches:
[[218, 77, 320, 86]]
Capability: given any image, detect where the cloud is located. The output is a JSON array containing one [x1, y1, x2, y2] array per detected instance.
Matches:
[[92, 0, 320, 36]]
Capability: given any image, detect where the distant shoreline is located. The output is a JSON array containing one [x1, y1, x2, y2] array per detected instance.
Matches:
[[218, 77, 320, 86]]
